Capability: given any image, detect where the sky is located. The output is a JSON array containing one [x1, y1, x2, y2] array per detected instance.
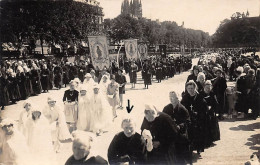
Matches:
[[99, 0, 260, 35]]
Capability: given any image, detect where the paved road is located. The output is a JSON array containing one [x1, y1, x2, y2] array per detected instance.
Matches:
[[1, 58, 259, 165]]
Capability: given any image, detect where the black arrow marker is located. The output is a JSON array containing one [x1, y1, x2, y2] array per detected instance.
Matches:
[[126, 99, 134, 113]]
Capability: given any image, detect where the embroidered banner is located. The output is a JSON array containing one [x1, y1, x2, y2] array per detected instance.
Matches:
[[88, 36, 110, 70], [124, 39, 138, 60], [137, 42, 148, 60]]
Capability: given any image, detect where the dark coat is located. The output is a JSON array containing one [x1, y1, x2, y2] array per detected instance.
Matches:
[[181, 93, 208, 152], [141, 112, 178, 164], [108, 132, 146, 165], [65, 155, 108, 165]]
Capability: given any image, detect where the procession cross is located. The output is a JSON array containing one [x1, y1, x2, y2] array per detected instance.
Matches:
[[190, 104, 193, 111]]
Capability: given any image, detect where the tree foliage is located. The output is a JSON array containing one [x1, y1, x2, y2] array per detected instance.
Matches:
[[212, 17, 260, 47], [104, 14, 211, 48], [0, 0, 103, 50]]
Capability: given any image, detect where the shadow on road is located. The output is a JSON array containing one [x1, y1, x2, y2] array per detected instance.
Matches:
[[245, 134, 260, 156], [230, 122, 260, 157], [229, 122, 260, 131], [125, 88, 147, 91]]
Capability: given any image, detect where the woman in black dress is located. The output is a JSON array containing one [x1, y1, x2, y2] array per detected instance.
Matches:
[[31, 65, 42, 95], [200, 80, 220, 147], [129, 61, 138, 88], [181, 80, 208, 155], [142, 60, 152, 89], [186, 65, 199, 83], [212, 68, 227, 120], [40, 64, 50, 93], [7, 71, 21, 104], [0, 71, 9, 110]]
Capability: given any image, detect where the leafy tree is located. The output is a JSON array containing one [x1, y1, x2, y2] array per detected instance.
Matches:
[[212, 17, 260, 47], [0, 0, 104, 54]]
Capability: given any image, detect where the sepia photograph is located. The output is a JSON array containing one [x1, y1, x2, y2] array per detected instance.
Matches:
[[0, 0, 259, 164]]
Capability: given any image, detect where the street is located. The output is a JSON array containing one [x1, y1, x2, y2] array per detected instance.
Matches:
[[1, 58, 259, 165]]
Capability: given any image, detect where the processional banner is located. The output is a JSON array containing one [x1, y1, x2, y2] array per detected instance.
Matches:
[[88, 36, 110, 70], [137, 42, 148, 60], [124, 39, 138, 60]]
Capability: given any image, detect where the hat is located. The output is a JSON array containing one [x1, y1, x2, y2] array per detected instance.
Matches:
[[192, 65, 199, 70], [0, 118, 15, 127], [69, 80, 76, 85], [236, 66, 244, 74], [215, 68, 223, 73], [73, 78, 81, 83], [205, 80, 212, 86], [102, 74, 108, 80], [47, 96, 56, 102], [144, 104, 157, 112], [84, 73, 92, 78], [90, 69, 95, 74], [23, 100, 32, 108], [93, 83, 100, 89]]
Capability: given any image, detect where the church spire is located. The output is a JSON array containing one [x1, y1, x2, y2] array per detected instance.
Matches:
[[246, 9, 249, 17]]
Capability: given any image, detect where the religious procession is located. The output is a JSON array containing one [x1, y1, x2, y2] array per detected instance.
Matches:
[[1, 0, 260, 165]]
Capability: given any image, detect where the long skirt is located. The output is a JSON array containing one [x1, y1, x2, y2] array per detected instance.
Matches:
[[64, 102, 78, 123], [41, 76, 50, 91], [25, 79, 34, 96], [0, 87, 9, 106], [156, 69, 163, 81], [8, 84, 21, 101], [129, 72, 137, 83], [107, 95, 119, 108], [54, 74, 62, 88], [144, 73, 152, 85]]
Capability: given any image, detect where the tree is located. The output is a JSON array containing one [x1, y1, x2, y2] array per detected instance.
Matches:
[[0, 0, 104, 54], [212, 17, 260, 47]]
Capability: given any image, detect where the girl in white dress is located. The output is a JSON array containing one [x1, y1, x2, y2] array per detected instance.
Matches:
[[42, 97, 72, 153], [89, 83, 113, 136], [26, 108, 56, 165], [18, 101, 32, 137], [99, 74, 110, 96], [77, 85, 92, 131]]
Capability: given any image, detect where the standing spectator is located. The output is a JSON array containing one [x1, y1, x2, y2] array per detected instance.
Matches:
[[235, 67, 247, 119], [0, 71, 9, 110], [40, 64, 50, 93], [30, 64, 42, 95], [53, 64, 62, 89], [212, 68, 227, 120]]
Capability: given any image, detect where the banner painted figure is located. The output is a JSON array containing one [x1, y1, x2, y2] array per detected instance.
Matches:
[[88, 36, 110, 70], [124, 39, 138, 60], [138, 43, 148, 60]]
